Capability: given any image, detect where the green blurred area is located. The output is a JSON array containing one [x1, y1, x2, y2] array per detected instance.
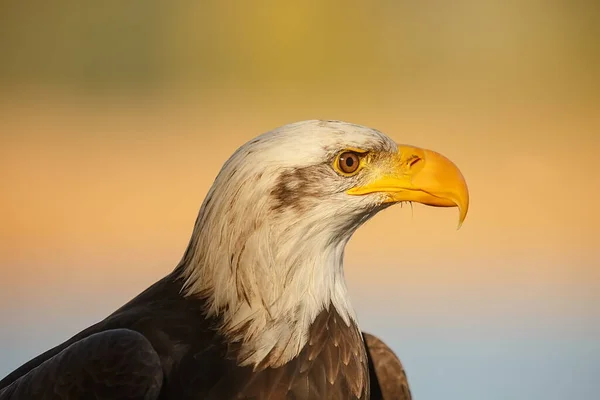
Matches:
[[0, 0, 598, 101]]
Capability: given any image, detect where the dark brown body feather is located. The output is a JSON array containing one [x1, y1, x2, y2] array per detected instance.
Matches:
[[363, 333, 412, 400], [0, 270, 370, 400]]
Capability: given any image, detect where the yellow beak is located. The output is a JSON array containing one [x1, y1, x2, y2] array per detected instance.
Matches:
[[347, 145, 470, 228]]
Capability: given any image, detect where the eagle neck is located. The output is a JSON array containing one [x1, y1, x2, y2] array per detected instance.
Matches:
[[176, 208, 359, 368]]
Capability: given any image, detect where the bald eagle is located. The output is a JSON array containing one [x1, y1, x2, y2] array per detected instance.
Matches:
[[0, 120, 468, 399]]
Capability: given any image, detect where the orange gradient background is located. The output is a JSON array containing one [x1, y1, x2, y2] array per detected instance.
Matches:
[[1, 2, 599, 399]]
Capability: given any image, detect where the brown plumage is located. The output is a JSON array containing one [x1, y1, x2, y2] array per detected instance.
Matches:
[[364, 333, 412, 400], [0, 273, 370, 400]]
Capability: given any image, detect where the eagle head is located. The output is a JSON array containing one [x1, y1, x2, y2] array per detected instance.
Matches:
[[179, 119, 469, 367]]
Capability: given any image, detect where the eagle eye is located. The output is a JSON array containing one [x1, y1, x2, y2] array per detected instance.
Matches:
[[336, 151, 362, 175]]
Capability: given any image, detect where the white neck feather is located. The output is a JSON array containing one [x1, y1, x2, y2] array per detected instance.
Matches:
[[179, 190, 360, 367]]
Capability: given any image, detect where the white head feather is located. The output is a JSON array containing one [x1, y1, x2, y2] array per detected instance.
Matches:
[[179, 120, 397, 367]]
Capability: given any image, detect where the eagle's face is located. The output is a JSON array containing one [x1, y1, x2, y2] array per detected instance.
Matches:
[[209, 119, 468, 243]]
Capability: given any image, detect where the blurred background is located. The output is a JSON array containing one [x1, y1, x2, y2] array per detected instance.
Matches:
[[1, 1, 599, 399]]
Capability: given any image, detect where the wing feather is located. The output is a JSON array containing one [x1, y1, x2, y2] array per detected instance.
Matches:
[[363, 332, 412, 400], [0, 329, 163, 400]]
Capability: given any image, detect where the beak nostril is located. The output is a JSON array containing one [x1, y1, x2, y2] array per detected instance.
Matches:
[[408, 157, 421, 168]]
